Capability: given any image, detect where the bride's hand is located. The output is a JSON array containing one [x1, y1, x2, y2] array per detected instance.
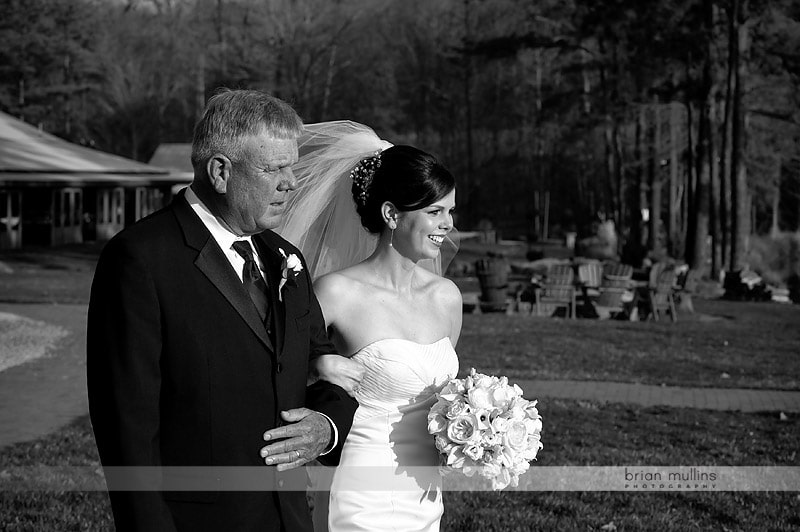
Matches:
[[312, 355, 366, 397]]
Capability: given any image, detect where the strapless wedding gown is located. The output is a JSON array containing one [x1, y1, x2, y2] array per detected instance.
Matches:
[[327, 337, 459, 532]]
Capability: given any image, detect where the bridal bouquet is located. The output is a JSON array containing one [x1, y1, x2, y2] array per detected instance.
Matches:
[[427, 369, 543, 490]]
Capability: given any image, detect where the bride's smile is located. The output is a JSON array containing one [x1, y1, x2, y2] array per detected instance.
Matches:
[[428, 234, 445, 246]]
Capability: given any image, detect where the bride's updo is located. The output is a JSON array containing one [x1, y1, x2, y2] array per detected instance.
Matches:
[[351, 145, 455, 234]]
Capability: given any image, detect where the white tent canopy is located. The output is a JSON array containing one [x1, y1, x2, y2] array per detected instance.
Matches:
[[0, 111, 186, 185]]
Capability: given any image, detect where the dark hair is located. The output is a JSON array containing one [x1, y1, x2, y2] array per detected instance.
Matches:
[[191, 89, 303, 171], [353, 145, 455, 234]]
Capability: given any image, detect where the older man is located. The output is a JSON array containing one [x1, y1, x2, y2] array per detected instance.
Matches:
[[88, 89, 357, 532]]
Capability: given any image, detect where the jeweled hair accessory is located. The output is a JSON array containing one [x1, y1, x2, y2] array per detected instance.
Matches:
[[350, 150, 383, 206]]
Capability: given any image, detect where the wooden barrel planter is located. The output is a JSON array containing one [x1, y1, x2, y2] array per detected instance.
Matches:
[[475, 258, 509, 312]]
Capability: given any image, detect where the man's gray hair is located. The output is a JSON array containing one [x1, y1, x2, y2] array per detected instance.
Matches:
[[191, 89, 303, 170]]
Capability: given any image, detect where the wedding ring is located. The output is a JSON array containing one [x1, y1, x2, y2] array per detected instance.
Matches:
[[294, 450, 300, 460]]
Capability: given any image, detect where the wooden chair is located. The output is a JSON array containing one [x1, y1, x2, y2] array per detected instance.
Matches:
[[646, 267, 678, 322], [534, 264, 576, 319], [594, 287, 629, 319], [595, 263, 635, 319], [675, 268, 700, 313], [577, 261, 604, 302], [601, 262, 634, 288]]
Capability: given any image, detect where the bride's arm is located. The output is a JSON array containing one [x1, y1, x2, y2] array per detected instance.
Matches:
[[310, 355, 365, 396], [308, 273, 366, 395]]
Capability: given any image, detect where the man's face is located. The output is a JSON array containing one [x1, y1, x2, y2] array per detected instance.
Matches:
[[223, 131, 298, 235]]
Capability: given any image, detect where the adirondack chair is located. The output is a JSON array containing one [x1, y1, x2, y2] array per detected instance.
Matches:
[[595, 262, 634, 319], [601, 262, 634, 288], [645, 267, 678, 322], [648, 261, 670, 289], [577, 261, 604, 303], [534, 264, 576, 319], [675, 268, 701, 313]]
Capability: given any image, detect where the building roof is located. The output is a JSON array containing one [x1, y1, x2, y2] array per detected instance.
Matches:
[[0, 111, 190, 186], [148, 143, 193, 181]]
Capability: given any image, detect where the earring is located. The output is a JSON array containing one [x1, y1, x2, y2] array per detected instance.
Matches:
[[388, 220, 396, 247]]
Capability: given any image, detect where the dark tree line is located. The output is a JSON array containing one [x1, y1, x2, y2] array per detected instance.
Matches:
[[2, 0, 799, 276]]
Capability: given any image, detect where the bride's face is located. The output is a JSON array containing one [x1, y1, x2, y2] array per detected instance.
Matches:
[[394, 189, 456, 262]]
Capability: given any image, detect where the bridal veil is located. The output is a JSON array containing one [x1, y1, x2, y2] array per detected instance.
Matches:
[[278, 121, 457, 279]]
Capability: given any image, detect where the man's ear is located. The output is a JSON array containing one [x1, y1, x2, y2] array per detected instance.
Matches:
[[207, 154, 232, 194], [380, 202, 398, 225]]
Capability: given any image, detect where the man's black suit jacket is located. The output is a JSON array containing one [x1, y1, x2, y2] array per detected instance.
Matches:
[[87, 192, 356, 532]]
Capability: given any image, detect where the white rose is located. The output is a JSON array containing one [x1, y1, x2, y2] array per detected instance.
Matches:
[[507, 398, 527, 420], [467, 386, 494, 410], [446, 414, 480, 444], [491, 416, 509, 433], [503, 420, 529, 451], [525, 417, 543, 435], [476, 375, 494, 388], [446, 400, 469, 419], [490, 384, 515, 409]]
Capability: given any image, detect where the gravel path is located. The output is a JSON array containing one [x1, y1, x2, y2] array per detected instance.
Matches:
[[0, 311, 68, 372], [0, 303, 87, 449]]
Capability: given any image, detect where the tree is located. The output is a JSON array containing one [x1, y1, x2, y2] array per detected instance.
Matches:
[[0, 0, 104, 139], [2, 0, 798, 249]]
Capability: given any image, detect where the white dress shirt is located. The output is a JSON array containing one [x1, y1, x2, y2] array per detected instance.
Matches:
[[183, 187, 338, 455], [184, 187, 267, 282]]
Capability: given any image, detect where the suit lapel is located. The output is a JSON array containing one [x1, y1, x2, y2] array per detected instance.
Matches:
[[252, 234, 286, 359], [171, 193, 274, 353]]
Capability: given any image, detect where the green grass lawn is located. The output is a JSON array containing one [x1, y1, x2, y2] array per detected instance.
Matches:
[[458, 298, 800, 390]]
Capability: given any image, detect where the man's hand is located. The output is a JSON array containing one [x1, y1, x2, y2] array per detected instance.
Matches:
[[260, 409, 331, 471]]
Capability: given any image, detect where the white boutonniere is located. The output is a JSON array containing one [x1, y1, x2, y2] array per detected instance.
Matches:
[[278, 248, 303, 301]]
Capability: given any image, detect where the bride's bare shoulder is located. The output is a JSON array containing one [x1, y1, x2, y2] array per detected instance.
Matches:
[[433, 276, 462, 306], [313, 266, 369, 298], [416, 268, 462, 306]]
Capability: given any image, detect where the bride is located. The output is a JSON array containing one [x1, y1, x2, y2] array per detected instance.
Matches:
[[278, 122, 462, 531]]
